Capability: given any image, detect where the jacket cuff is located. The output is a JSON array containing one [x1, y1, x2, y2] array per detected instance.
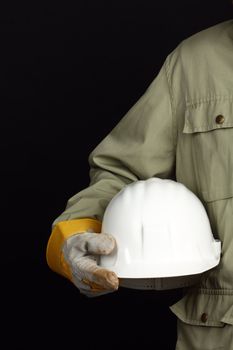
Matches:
[[46, 218, 102, 280]]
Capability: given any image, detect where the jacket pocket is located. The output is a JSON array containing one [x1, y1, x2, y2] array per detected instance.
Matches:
[[170, 291, 233, 327], [182, 98, 233, 203], [171, 293, 233, 350]]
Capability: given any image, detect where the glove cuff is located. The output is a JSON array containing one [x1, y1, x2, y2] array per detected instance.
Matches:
[[46, 218, 102, 279]]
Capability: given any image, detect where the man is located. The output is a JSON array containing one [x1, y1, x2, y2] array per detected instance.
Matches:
[[46, 19, 233, 349]]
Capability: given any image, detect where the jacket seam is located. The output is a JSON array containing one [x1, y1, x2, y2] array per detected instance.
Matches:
[[196, 288, 233, 295], [164, 56, 177, 150], [184, 123, 233, 132], [186, 95, 233, 108]]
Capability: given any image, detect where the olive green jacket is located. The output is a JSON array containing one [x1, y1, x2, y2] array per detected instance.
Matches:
[[47, 19, 233, 328]]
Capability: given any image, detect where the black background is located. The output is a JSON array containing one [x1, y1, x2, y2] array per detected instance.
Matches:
[[1, 1, 232, 349]]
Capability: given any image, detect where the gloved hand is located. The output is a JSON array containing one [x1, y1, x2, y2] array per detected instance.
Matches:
[[62, 229, 119, 297]]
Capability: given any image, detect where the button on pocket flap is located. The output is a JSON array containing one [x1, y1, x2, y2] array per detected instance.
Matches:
[[183, 99, 233, 134]]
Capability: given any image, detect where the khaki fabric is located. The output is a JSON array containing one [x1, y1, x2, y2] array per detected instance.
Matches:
[[172, 291, 233, 349], [48, 19, 233, 349], [176, 319, 233, 350]]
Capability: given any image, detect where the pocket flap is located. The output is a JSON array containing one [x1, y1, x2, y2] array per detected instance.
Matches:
[[221, 304, 233, 325], [183, 99, 233, 134], [170, 290, 233, 327]]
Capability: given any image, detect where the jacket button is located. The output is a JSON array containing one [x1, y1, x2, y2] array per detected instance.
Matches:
[[201, 313, 208, 323], [215, 115, 225, 124]]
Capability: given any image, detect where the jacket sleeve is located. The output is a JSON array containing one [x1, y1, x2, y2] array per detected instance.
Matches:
[[46, 53, 178, 278]]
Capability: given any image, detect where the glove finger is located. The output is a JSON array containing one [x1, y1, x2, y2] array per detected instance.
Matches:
[[72, 255, 119, 290], [71, 271, 104, 292], [71, 267, 116, 297], [75, 278, 114, 296], [91, 267, 119, 290]]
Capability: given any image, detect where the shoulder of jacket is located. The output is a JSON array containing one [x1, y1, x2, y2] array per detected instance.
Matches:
[[167, 19, 233, 66]]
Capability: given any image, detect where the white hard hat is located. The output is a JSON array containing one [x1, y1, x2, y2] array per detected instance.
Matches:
[[99, 177, 221, 289]]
